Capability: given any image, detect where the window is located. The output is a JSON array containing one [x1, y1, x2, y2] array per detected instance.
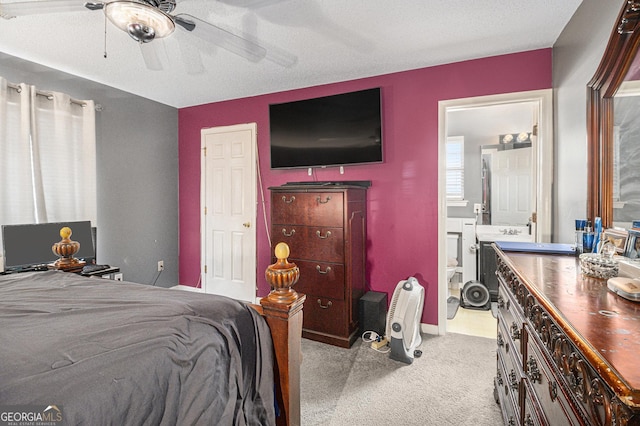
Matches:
[[446, 136, 465, 202]]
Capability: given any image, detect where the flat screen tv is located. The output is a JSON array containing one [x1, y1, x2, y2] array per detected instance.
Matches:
[[269, 88, 383, 169], [1, 221, 95, 272]]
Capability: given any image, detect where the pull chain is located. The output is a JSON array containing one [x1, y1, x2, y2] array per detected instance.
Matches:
[[103, 12, 108, 58]]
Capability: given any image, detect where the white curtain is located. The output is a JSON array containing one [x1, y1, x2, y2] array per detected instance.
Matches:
[[0, 76, 96, 226]]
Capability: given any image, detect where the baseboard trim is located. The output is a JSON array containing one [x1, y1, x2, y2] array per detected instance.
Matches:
[[421, 323, 439, 336]]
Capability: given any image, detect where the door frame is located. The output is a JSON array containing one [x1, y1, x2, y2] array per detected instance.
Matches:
[[437, 89, 553, 335], [200, 122, 257, 301]]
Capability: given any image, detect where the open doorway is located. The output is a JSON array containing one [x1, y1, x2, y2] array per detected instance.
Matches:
[[437, 90, 553, 335]]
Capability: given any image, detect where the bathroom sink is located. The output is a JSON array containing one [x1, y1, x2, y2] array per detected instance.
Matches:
[[476, 233, 534, 243], [476, 232, 533, 242], [476, 225, 533, 242]]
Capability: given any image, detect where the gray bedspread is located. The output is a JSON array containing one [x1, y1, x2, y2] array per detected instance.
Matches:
[[0, 271, 275, 425]]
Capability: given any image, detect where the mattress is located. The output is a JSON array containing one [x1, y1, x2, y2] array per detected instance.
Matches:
[[0, 271, 274, 425]]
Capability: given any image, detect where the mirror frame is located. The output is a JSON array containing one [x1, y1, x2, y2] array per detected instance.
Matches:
[[587, 0, 640, 228]]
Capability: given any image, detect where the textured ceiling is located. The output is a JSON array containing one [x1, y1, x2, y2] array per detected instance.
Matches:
[[0, 0, 583, 108]]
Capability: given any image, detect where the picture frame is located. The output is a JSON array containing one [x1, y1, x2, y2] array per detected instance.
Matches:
[[623, 229, 640, 260], [602, 228, 629, 255]]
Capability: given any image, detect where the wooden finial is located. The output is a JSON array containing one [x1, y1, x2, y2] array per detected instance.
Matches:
[[52, 227, 85, 271], [264, 242, 300, 304]]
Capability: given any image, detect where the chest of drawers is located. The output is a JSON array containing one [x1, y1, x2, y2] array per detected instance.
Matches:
[[269, 184, 367, 347]]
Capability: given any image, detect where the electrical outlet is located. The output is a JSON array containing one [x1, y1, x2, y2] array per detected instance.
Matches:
[[158, 260, 164, 272]]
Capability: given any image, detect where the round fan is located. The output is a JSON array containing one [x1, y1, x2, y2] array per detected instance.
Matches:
[[461, 280, 490, 310]]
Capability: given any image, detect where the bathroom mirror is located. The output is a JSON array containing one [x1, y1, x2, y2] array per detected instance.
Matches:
[[447, 101, 540, 227], [587, 0, 640, 228], [480, 139, 533, 226]]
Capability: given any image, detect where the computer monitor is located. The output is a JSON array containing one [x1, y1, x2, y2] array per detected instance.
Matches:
[[1, 221, 95, 272]]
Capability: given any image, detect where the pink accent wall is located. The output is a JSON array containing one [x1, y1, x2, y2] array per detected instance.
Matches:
[[178, 48, 552, 326]]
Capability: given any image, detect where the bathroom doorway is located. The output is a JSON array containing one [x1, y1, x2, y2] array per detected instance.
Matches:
[[436, 89, 553, 335]]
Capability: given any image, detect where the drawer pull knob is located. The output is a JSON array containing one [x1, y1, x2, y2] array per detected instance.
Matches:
[[524, 414, 534, 426], [510, 322, 520, 340], [316, 230, 332, 239], [282, 195, 296, 204], [316, 265, 332, 274], [527, 356, 542, 384], [317, 196, 331, 204], [317, 299, 332, 309], [549, 380, 558, 402], [282, 228, 296, 237], [509, 370, 518, 389]]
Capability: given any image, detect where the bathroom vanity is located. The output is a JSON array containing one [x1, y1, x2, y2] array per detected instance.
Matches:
[[476, 225, 532, 303], [493, 247, 640, 425], [478, 240, 499, 302]]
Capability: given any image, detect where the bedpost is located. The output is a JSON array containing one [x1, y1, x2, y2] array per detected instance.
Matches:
[[261, 242, 306, 426]]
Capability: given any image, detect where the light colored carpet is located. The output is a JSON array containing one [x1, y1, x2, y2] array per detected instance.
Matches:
[[300, 333, 502, 425]]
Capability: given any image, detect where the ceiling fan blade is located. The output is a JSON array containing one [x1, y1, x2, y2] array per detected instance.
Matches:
[[241, 10, 296, 68], [174, 35, 206, 75], [139, 41, 165, 71], [174, 14, 195, 32], [0, 0, 100, 19], [174, 13, 266, 63]]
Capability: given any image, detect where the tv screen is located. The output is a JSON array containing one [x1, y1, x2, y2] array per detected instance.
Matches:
[[2, 221, 95, 271], [269, 88, 383, 169]]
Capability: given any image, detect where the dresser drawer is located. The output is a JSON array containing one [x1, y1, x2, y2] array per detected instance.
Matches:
[[523, 380, 550, 426], [272, 225, 344, 262], [496, 349, 520, 426], [525, 329, 583, 426], [272, 192, 344, 227], [293, 260, 345, 300], [303, 297, 348, 337], [498, 284, 524, 361], [497, 316, 522, 372], [498, 319, 523, 406]]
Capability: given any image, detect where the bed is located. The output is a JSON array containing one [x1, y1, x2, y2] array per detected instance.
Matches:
[[0, 245, 304, 426]]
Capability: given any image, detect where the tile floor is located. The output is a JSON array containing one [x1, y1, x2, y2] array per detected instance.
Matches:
[[446, 287, 497, 339]]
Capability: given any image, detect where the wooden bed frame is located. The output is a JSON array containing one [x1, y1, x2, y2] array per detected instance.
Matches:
[[251, 243, 305, 426], [48, 228, 304, 424]]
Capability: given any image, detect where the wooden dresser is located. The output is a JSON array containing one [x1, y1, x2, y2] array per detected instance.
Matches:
[[493, 247, 640, 425], [269, 183, 367, 348]]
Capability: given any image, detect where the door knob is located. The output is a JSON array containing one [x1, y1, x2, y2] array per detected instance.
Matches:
[[243, 222, 251, 228]]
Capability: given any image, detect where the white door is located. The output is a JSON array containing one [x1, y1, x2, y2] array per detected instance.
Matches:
[[490, 147, 533, 226], [201, 123, 257, 302]]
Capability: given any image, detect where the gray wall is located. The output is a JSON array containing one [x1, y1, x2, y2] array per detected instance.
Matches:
[[0, 53, 179, 287], [552, 0, 620, 243]]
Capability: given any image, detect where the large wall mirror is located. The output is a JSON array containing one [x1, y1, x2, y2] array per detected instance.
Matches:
[[588, 0, 640, 228]]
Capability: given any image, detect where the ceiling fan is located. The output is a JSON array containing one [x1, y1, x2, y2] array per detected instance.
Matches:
[[0, 0, 296, 69]]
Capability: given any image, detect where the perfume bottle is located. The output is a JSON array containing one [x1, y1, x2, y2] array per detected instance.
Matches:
[[583, 221, 594, 253], [575, 219, 586, 255]]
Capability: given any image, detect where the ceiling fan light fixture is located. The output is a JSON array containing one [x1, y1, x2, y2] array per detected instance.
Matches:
[[104, 1, 175, 43]]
